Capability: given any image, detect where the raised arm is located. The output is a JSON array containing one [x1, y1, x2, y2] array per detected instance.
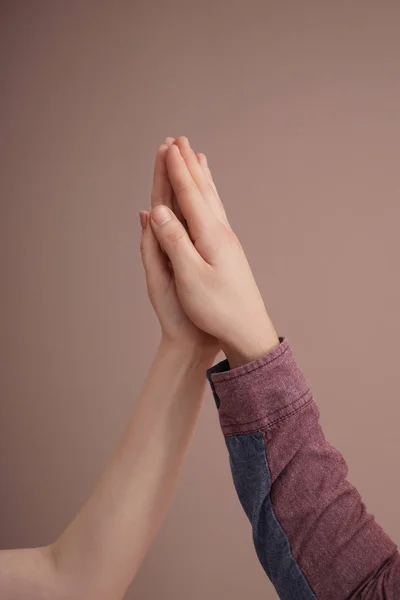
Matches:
[[149, 136, 400, 599], [0, 142, 218, 600], [207, 338, 400, 599]]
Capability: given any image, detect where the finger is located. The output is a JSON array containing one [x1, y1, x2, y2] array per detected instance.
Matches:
[[176, 137, 229, 228], [196, 152, 216, 190], [174, 136, 211, 198], [139, 210, 148, 231], [196, 151, 230, 227], [163, 137, 187, 228], [172, 189, 187, 229], [149, 204, 204, 275], [139, 210, 170, 291], [151, 144, 173, 210], [164, 138, 222, 230], [165, 144, 214, 241]]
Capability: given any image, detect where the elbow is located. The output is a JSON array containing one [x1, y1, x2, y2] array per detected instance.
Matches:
[[40, 542, 83, 600]]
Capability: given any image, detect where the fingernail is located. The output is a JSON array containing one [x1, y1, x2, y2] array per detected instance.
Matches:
[[165, 137, 175, 145], [151, 205, 172, 226], [139, 211, 148, 230]]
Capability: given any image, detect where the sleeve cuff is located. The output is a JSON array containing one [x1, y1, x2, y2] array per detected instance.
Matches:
[[206, 337, 313, 435]]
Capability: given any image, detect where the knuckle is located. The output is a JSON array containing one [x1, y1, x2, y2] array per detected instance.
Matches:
[[166, 226, 185, 246], [227, 229, 242, 250], [206, 182, 216, 197], [151, 194, 170, 206], [175, 178, 197, 198], [140, 239, 147, 257]]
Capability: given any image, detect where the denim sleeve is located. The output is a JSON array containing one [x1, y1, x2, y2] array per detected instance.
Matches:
[[206, 337, 400, 599]]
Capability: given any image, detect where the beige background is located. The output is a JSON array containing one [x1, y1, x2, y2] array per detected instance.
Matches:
[[1, 1, 400, 598]]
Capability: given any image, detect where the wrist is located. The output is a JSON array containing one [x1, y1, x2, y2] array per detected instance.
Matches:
[[222, 323, 280, 369], [159, 336, 217, 371]]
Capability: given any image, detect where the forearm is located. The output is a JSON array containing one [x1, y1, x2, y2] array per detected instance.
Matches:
[[0, 547, 57, 600], [50, 339, 211, 600], [207, 337, 400, 599], [0, 340, 211, 600]]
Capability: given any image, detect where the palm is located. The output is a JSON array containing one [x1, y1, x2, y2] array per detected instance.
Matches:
[[157, 267, 217, 349]]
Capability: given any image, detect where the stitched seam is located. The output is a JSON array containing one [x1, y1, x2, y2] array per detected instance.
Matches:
[[221, 388, 311, 429], [223, 397, 314, 437], [268, 398, 315, 429]]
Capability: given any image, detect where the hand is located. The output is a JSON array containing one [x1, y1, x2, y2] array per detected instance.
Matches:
[[148, 136, 280, 368], [140, 139, 219, 361]]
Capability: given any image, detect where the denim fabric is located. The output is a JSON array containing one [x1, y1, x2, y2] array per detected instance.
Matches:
[[226, 432, 316, 600], [206, 357, 230, 409], [206, 340, 400, 599]]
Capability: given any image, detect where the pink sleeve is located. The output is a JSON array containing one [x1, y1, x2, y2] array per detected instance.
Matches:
[[207, 337, 400, 599]]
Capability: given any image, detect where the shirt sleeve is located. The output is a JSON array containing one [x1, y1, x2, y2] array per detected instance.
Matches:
[[206, 336, 400, 600]]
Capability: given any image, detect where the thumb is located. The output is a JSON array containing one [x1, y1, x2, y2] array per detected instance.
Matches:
[[150, 205, 203, 275]]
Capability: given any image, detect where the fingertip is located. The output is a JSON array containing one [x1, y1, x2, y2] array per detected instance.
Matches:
[[167, 143, 180, 157], [139, 210, 149, 230], [175, 135, 190, 149], [164, 137, 175, 145], [151, 204, 172, 227], [196, 152, 207, 166]]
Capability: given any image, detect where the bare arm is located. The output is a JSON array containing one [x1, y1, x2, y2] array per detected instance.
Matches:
[[0, 140, 218, 600], [0, 343, 211, 600], [149, 135, 400, 599], [53, 340, 212, 599]]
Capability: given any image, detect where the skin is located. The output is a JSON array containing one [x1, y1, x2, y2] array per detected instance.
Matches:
[[148, 136, 280, 368], [0, 141, 217, 600], [0, 135, 279, 599], [140, 138, 219, 359]]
